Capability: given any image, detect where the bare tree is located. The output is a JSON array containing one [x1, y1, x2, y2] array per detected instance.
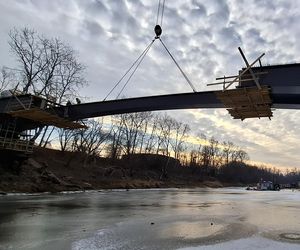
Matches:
[[156, 114, 174, 156], [58, 128, 75, 152], [137, 112, 152, 153], [117, 112, 151, 155], [8, 27, 87, 145], [119, 113, 138, 155], [9, 28, 86, 102], [201, 145, 211, 167], [170, 121, 190, 159], [231, 147, 240, 162], [194, 134, 204, 165], [145, 114, 159, 154], [73, 119, 108, 164], [108, 116, 124, 159], [222, 141, 235, 165], [8, 28, 47, 93], [236, 149, 250, 163], [189, 149, 198, 167], [0, 67, 15, 92], [51, 47, 86, 104], [208, 137, 221, 168]]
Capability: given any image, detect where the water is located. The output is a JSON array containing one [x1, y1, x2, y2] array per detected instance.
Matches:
[[0, 188, 299, 249]]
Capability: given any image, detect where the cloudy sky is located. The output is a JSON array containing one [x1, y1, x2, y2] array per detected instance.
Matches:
[[0, 0, 300, 169]]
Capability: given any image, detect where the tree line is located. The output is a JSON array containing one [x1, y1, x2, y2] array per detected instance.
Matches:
[[55, 112, 300, 185], [56, 111, 249, 166]]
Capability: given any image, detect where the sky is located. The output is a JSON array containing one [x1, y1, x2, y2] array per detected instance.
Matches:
[[0, 0, 300, 169]]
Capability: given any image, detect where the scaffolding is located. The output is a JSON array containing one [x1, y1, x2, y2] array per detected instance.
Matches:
[[207, 47, 273, 120], [215, 86, 273, 120], [0, 91, 86, 154], [4, 92, 85, 129], [0, 136, 34, 153], [0, 119, 34, 153]]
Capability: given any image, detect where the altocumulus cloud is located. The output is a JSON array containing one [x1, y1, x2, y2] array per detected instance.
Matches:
[[0, 0, 300, 169]]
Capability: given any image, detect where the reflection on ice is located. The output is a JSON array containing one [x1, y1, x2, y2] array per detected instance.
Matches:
[[178, 236, 300, 250], [161, 221, 224, 239], [0, 188, 299, 250]]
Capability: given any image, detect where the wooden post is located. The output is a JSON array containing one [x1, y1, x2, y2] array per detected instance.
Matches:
[[224, 52, 265, 90], [238, 47, 262, 90]]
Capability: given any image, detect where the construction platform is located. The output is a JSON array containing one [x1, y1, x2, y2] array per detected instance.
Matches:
[[9, 108, 86, 129], [2, 93, 86, 129], [215, 86, 273, 120], [0, 92, 86, 154]]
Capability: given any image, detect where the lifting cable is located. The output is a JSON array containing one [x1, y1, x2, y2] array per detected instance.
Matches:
[[115, 39, 155, 99], [156, 0, 161, 25], [160, 0, 166, 26], [103, 0, 196, 101], [156, 0, 166, 27], [159, 38, 197, 92], [103, 40, 155, 101]]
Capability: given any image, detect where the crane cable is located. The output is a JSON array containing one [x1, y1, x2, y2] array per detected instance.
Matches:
[[159, 38, 197, 92], [156, 0, 166, 27], [116, 39, 155, 99], [104, 0, 196, 100], [154, 0, 196, 92], [156, 0, 161, 25], [114, 0, 166, 99], [103, 39, 155, 101], [155, 0, 197, 93]]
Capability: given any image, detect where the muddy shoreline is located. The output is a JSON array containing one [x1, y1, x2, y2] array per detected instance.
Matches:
[[0, 148, 232, 194]]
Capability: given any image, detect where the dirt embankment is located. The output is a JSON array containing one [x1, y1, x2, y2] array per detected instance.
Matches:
[[0, 148, 224, 194]]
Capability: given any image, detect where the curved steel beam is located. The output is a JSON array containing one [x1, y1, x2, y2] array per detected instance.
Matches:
[[53, 89, 300, 121]]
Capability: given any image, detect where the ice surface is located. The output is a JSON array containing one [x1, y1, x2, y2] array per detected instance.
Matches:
[[0, 188, 299, 250], [178, 236, 300, 250]]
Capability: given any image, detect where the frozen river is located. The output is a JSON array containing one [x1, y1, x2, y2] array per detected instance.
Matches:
[[0, 188, 299, 250]]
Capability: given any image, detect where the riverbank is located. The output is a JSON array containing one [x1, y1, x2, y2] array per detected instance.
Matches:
[[0, 148, 226, 194]]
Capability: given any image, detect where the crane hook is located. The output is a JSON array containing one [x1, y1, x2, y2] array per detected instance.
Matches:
[[154, 24, 162, 38]]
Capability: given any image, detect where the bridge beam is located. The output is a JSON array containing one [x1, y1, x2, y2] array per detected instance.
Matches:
[[55, 87, 300, 121], [59, 91, 223, 120]]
